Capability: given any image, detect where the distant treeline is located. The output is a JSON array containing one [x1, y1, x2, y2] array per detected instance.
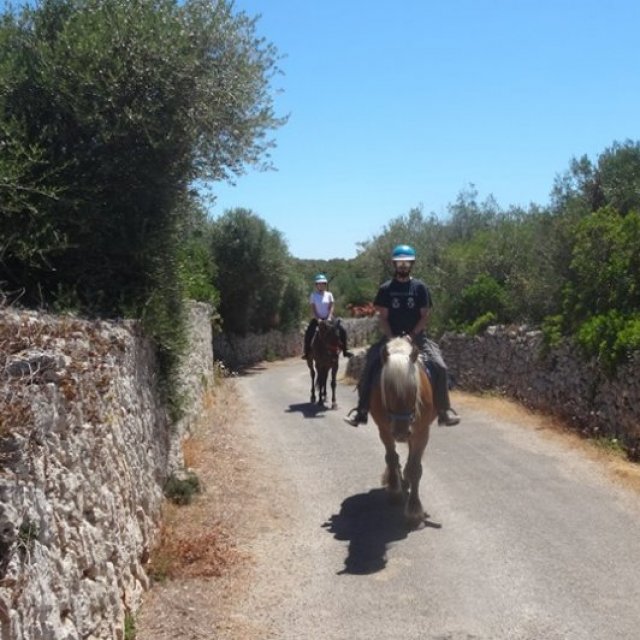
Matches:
[[314, 141, 640, 374], [2, 1, 640, 404]]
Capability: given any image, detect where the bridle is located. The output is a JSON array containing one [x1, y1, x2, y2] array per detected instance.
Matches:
[[387, 409, 415, 422], [316, 319, 341, 356]]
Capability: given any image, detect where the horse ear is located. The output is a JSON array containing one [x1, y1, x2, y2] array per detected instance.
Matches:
[[381, 342, 390, 364], [410, 344, 419, 363]]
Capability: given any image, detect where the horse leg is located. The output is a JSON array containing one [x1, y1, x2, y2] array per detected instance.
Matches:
[[378, 430, 403, 504], [316, 368, 325, 405], [403, 429, 430, 527], [309, 364, 316, 404], [330, 364, 338, 409]]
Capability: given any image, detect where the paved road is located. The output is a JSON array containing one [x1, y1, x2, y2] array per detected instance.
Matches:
[[228, 357, 640, 640]]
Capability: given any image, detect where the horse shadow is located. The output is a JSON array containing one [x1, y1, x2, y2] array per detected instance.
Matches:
[[286, 402, 333, 419], [322, 489, 441, 575]]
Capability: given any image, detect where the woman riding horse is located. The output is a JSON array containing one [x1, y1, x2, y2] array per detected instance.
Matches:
[[302, 273, 352, 360]]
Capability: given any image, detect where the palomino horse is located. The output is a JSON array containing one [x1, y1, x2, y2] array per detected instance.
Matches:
[[369, 336, 437, 527], [306, 319, 341, 409]]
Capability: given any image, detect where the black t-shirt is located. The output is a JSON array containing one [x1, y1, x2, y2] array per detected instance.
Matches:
[[374, 277, 432, 337]]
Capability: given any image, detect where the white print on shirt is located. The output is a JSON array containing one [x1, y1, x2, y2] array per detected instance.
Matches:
[[391, 295, 416, 309]]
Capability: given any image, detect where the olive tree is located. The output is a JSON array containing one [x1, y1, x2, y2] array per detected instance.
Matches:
[[0, 0, 285, 312], [211, 208, 300, 335]]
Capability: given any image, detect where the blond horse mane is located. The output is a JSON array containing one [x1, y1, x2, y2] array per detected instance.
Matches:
[[379, 337, 422, 420]]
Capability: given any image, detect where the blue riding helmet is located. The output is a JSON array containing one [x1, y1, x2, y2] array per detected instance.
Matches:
[[391, 244, 416, 261], [314, 273, 328, 284]]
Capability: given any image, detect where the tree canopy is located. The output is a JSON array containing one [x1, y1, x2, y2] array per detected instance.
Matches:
[[0, 0, 284, 312], [210, 208, 303, 335]]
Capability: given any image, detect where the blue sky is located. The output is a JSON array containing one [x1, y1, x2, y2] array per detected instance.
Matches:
[[3, 1, 639, 260], [211, 0, 640, 259]]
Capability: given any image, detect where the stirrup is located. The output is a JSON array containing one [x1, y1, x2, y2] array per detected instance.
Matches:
[[344, 407, 367, 426], [438, 407, 460, 426]]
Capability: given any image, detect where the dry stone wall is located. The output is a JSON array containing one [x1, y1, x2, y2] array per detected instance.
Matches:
[[0, 301, 213, 640], [213, 317, 379, 370], [344, 325, 640, 459], [441, 325, 640, 456]]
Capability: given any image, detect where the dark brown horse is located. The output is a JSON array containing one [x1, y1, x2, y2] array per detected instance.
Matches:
[[306, 319, 341, 409], [369, 336, 437, 527]]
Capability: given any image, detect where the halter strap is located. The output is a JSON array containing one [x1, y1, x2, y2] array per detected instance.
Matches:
[[388, 410, 415, 422]]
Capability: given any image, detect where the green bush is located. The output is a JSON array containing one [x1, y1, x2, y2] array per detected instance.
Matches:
[[451, 274, 507, 329], [576, 311, 640, 372], [164, 470, 201, 506], [124, 613, 136, 640], [541, 314, 564, 348], [467, 311, 498, 336]]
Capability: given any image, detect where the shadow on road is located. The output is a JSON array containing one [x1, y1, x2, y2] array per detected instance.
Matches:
[[232, 364, 268, 377], [322, 488, 441, 575], [286, 402, 334, 419]]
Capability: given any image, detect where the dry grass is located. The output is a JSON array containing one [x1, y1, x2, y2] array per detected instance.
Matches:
[[148, 509, 239, 580], [136, 377, 268, 640], [146, 383, 249, 582]]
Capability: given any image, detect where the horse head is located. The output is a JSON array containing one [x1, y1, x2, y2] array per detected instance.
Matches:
[[316, 319, 342, 355], [380, 337, 422, 441]]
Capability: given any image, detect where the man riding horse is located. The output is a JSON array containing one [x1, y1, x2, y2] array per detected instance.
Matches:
[[345, 244, 460, 427]]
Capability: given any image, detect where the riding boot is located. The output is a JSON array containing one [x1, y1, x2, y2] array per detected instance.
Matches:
[[438, 408, 460, 426], [302, 320, 316, 358], [430, 363, 460, 426], [301, 334, 311, 359], [344, 341, 381, 426], [338, 323, 353, 357], [345, 407, 368, 426]]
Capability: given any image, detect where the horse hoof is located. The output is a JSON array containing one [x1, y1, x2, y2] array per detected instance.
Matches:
[[405, 515, 424, 530], [405, 503, 425, 528], [331, 403, 338, 410]]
